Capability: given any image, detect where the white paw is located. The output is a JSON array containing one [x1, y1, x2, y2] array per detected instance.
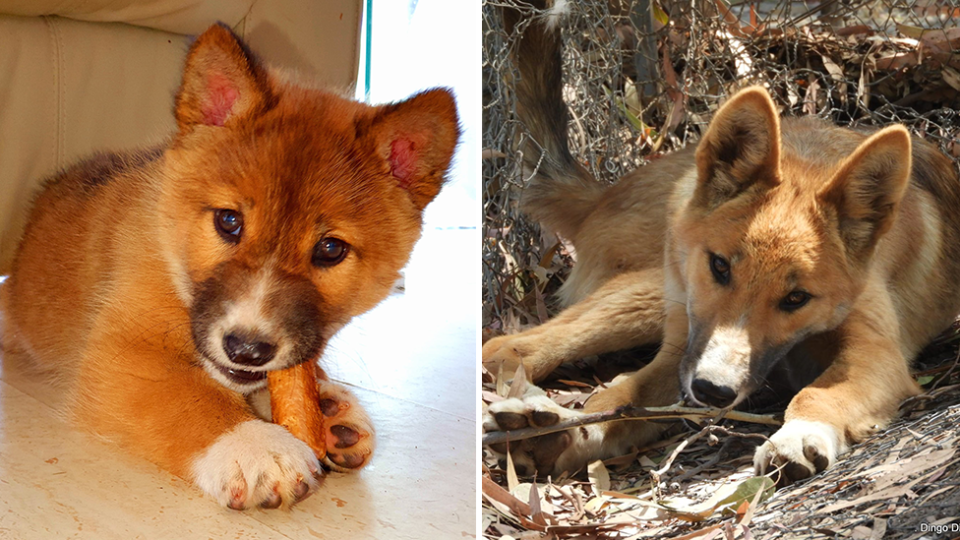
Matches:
[[754, 419, 847, 485], [484, 385, 580, 429], [192, 420, 322, 509], [484, 384, 604, 475], [315, 380, 375, 472]]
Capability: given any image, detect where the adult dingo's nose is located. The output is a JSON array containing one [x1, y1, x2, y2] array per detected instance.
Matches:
[[691, 378, 737, 408], [223, 333, 276, 366]]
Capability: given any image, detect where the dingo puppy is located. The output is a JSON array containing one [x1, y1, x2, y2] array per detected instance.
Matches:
[[1, 24, 459, 508]]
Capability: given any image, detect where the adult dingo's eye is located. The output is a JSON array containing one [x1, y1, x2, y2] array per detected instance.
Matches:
[[710, 253, 730, 285], [780, 290, 811, 312], [312, 238, 349, 267], [214, 209, 243, 243]]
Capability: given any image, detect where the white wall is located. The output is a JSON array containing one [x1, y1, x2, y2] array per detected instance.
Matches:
[[361, 0, 478, 229]]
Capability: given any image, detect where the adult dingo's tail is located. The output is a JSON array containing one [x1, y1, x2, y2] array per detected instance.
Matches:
[[503, 1, 604, 241]]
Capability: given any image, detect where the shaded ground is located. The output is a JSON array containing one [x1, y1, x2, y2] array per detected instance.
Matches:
[[749, 397, 960, 539], [482, 337, 960, 539]]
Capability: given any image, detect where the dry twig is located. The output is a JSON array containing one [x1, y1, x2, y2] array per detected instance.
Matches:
[[483, 404, 781, 446]]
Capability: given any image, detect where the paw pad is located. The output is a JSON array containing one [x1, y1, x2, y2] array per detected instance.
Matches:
[[493, 411, 528, 430], [315, 381, 376, 472], [227, 481, 247, 511], [319, 398, 342, 417], [327, 452, 368, 469], [331, 424, 361, 448], [259, 485, 282, 509], [484, 390, 584, 476]]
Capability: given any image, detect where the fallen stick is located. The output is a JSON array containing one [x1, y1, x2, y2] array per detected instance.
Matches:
[[483, 404, 781, 447]]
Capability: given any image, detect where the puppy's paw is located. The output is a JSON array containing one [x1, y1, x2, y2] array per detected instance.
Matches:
[[484, 385, 604, 476], [192, 420, 322, 510], [316, 380, 375, 472], [754, 419, 847, 487]]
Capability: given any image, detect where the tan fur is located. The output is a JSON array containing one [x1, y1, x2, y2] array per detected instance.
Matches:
[[485, 5, 960, 484], [1, 24, 458, 504]]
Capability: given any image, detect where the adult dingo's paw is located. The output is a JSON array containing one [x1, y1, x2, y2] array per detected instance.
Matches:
[[483, 333, 561, 382], [754, 419, 847, 487], [192, 420, 322, 510], [483, 385, 603, 476], [482, 335, 532, 376], [316, 380, 375, 472]]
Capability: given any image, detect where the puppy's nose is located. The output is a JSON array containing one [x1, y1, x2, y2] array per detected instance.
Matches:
[[691, 378, 737, 408], [223, 333, 276, 366]]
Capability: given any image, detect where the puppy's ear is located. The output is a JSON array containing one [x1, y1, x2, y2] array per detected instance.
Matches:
[[693, 86, 781, 209], [817, 125, 912, 259], [174, 23, 275, 134], [360, 89, 460, 210]]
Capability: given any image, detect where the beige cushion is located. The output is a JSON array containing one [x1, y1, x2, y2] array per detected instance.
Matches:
[[0, 0, 253, 34], [243, 0, 361, 88], [0, 2, 360, 274]]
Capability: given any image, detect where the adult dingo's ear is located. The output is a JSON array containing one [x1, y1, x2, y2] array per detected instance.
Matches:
[[174, 23, 275, 134], [693, 86, 781, 209], [818, 125, 912, 258]]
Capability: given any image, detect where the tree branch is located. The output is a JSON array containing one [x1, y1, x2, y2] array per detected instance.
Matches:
[[483, 404, 781, 447]]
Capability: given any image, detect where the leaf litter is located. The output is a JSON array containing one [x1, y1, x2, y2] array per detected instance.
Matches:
[[483, 353, 960, 539]]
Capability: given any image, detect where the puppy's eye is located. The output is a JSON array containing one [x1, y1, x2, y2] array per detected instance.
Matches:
[[780, 291, 811, 312], [214, 209, 243, 243], [710, 253, 730, 285], [312, 238, 349, 267]]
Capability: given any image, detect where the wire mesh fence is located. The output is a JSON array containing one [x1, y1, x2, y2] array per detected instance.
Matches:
[[482, 0, 960, 335]]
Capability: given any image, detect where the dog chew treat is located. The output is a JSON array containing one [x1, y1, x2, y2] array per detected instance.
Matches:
[[268, 361, 326, 459]]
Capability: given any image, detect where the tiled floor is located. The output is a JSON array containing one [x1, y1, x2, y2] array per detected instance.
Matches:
[[0, 227, 477, 539]]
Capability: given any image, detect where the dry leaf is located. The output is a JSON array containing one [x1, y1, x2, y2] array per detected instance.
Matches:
[[942, 67, 960, 92], [588, 460, 611, 497], [556, 379, 593, 388], [821, 55, 844, 83], [496, 361, 508, 398], [482, 476, 532, 520], [660, 477, 775, 522], [483, 390, 504, 404], [506, 450, 520, 493], [507, 363, 529, 399], [526, 480, 548, 527]]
